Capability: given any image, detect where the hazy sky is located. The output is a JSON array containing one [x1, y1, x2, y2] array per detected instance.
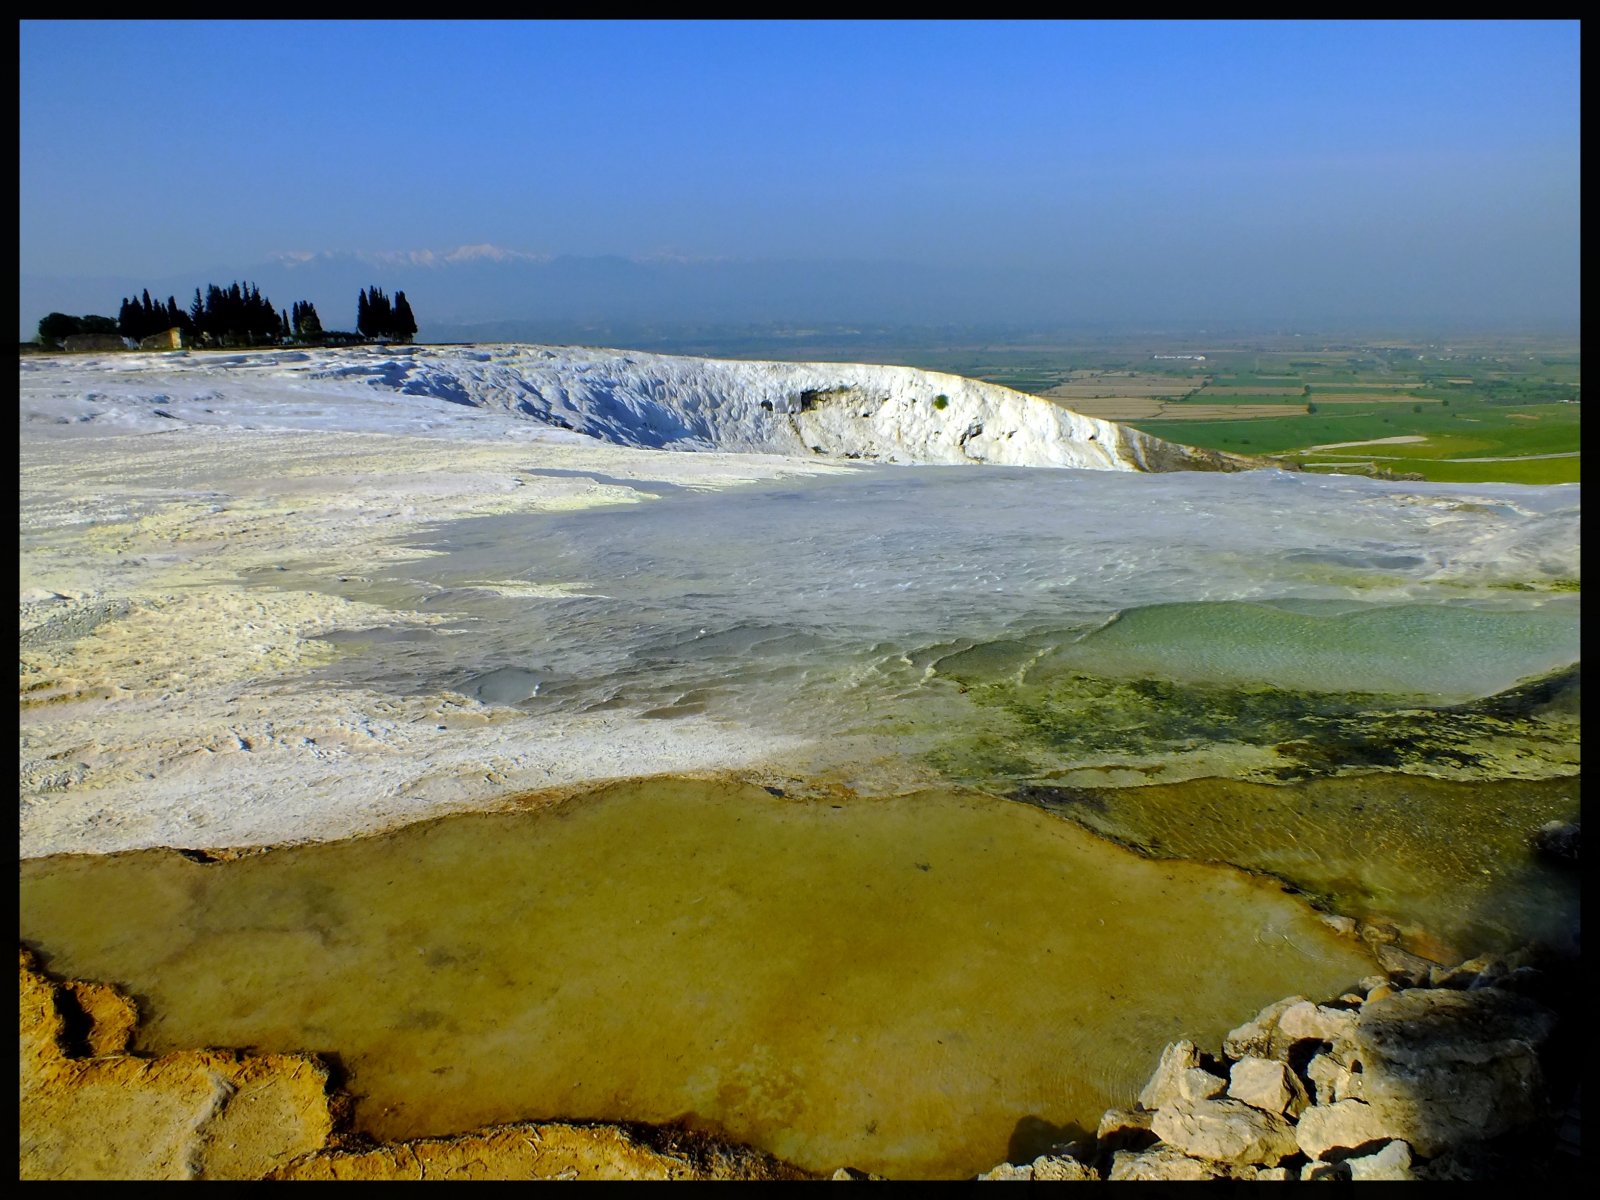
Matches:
[[19, 20, 1580, 330]]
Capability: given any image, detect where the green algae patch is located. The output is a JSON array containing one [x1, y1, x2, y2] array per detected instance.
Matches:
[[930, 660, 1580, 788], [1029, 600, 1579, 701], [18, 778, 1372, 1180], [1012, 773, 1581, 962]]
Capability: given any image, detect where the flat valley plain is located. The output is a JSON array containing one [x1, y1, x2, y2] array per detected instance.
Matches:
[[594, 327, 1578, 486], [915, 333, 1580, 486]]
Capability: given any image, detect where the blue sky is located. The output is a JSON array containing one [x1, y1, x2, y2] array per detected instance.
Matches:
[[19, 20, 1580, 331]]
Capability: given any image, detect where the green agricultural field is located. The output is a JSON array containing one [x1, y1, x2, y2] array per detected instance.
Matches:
[[751, 328, 1578, 486], [1133, 400, 1579, 483], [1399, 456, 1579, 486]]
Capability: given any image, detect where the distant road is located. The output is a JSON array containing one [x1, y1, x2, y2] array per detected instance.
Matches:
[[1306, 435, 1427, 451], [1445, 451, 1581, 463], [1303, 450, 1580, 464]]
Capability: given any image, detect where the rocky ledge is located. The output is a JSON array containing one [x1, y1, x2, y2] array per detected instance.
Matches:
[[18, 946, 809, 1181], [974, 946, 1580, 1182], [22, 935, 1580, 1181]]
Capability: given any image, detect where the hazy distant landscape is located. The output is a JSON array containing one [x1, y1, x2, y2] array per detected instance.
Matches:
[[884, 330, 1579, 485], [20, 18, 1580, 1184], [22, 317, 1579, 484], [556, 325, 1580, 485]]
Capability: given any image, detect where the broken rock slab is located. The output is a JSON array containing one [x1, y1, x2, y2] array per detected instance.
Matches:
[[973, 1162, 1032, 1181], [1136, 1039, 1200, 1110], [1094, 1106, 1156, 1157], [1305, 1051, 1361, 1105], [1277, 999, 1358, 1045], [1343, 986, 1556, 1157], [975, 1154, 1097, 1182], [19, 946, 339, 1181], [1375, 942, 1443, 988], [1222, 995, 1308, 1062], [1296, 1098, 1402, 1160], [1227, 1054, 1304, 1118], [1177, 1066, 1228, 1102], [1108, 1144, 1227, 1181], [1150, 1096, 1300, 1167], [1430, 955, 1509, 991], [1346, 1139, 1415, 1181], [1029, 1155, 1099, 1180]]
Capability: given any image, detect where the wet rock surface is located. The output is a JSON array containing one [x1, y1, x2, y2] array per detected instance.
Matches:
[[19, 928, 1582, 1181], [19, 946, 339, 1180], [1150, 1096, 1299, 1166], [975, 943, 1579, 1183], [18, 947, 811, 1181], [1532, 819, 1580, 863], [1226, 1055, 1303, 1117]]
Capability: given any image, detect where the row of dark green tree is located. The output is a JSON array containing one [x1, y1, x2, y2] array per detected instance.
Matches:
[[37, 282, 418, 348], [356, 287, 418, 342], [36, 312, 120, 343]]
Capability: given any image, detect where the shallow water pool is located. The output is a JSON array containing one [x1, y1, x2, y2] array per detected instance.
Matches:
[[20, 778, 1374, 1179]]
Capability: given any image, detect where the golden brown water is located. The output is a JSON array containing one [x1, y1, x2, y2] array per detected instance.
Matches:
[[1016, 773, 1582, 962], [19, 778, 1374, 1179]]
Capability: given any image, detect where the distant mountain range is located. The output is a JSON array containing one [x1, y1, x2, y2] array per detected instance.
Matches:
[[21, 244, 1578, 346], [21, 248, 1074, 344]]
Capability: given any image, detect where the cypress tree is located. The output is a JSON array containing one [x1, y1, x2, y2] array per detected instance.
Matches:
[[392, 291, 418, 343], [371, 288, 391, 339], [205, 285, 224, 340]]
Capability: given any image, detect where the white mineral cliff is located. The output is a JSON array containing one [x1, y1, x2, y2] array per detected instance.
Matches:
[[21, 343, 1253, 470], [307, 344, 1249, 471]]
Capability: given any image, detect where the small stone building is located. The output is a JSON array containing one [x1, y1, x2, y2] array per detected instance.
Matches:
[[139, 327, 186, 351]]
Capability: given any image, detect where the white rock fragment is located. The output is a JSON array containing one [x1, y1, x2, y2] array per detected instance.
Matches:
[[1109, 1145, 1225, 1181], [1028, 1155, 1098, 1180], [1305, 1052, 1361, 1104], [1096, 1107, 1152, 1141], [1227, 1055, 1296, 1116], [1296, 1099, 1401, 1160], [1346, 1139, 1414, 1181], [974, 1162, 1033, 1180], [1223, 996, 1307, 1061], [1178, 1066, 1229, 1102], [1150, 1096, 1300, 1167], [1137, 1040, 1200, 1111], [1277, 999, 1358, 1044], [1318, 912, 1358, 936]]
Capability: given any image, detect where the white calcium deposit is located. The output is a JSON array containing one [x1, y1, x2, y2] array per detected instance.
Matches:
[[18, 346, 870, 858], [18, 345, 1576, 861], [19, 343, 1243, 470], [30, 339, 1215, 859]]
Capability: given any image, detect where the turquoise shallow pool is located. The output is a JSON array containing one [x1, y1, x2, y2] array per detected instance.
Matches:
[[299, 465, 1576, 779]]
